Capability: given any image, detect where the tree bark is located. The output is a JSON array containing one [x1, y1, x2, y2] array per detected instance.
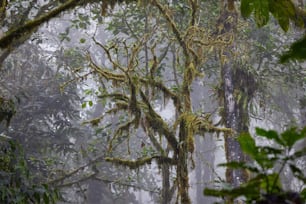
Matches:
[[218, 2, 250, 187], [222, 58, 249, 187], [161, 163, 171, 204], [177, 119, 191, 204]]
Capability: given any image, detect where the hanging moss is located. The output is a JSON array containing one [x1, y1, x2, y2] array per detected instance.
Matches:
[[128, 76, 141, 128], [145, 79, 182, 112], [139, 90, 179, 153], [108, 119, 135, 152], [174, 112, 233, 154], [186, 131, 194, 153], [83, 116, 103, 126], [0, 0, 7, 21], [90, 61, 126, 83], [0, 97, 15, 127]]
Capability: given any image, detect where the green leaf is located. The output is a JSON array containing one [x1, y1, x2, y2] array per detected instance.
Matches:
[[80, 38, 86, 43], [280, 35, 306, 63], [203, 188, 228, 197], [237, 133, 258, 158], [276, 15, 290, 32], [218, 161, 260, 173], [260, 146, 282, 155], [84, 89, 92, 95], [204, 182, 260, 200], [281, 127, 305, 148], [255, 127, 284, 145], [43, 193, 50, 204], [33, 192, 40, 203], [79, 22, 87, 29], [301, 188, 306, 201], [253, 0, 270, 27], [269, 0, 295, 32], [241, 0, 254, 18]]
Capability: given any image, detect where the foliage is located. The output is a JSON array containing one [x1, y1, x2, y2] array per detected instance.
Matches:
[[0, 137, 60, 204], [240, 0, 306, 62], [204, 127, 306, 203], [280, 35, 306, 63]]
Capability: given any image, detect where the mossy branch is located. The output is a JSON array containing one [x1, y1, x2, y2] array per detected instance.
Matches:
[[88, 55, 125, 83], [174, 112, 232, 135], [174, 112, 233, 154], [98, 93, 129, 102], [143, 79, 182, 112], [105, 155, 176, 169], [140, 89, 179, 153], [82, 115, 104, 126], [127, 36, 148, 71], [151, 0, 188, 56], [146, 127, 166, 155], [0, 0, 84, 48], [188, 0, 198, 27], [0, 0, 7, 22], [108, 119, 135, 152], [92, 38, 126, 71]]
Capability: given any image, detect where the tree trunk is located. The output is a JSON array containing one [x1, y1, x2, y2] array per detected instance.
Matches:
[[161, 163, 171, 204], [218, 2, 251, 187], [177, 120, 191, 204], [222, 60, 249, 186]]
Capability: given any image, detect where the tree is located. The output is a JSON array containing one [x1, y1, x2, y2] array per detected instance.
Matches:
[[214, 0, 252, 187], [76, 1, 235, 203]]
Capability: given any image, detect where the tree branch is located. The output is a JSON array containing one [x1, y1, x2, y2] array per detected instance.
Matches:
[[105, 155, 177, 169], [140, 89, 179, 153]]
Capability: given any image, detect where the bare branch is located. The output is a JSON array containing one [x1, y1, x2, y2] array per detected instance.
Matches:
[[47, 154, 105, 185]]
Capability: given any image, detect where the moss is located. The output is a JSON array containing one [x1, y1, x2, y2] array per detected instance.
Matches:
[[0, 97, 16, 127], [105, 155, 176, 169], [108, 119, 135, 152], [0, 0, 85, 48], [90, 61, 126, 82], [186, 132, 194, 154], [139, 90, 179, 153], [0, 0, 7, 21]]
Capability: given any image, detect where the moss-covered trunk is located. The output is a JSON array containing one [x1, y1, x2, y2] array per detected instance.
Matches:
[[177, 119, 191, 204], [218, 2, 250, 187], [222, 59, 249, 187]]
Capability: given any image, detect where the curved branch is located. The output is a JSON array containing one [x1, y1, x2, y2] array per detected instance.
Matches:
[[0, 0, 84, 48], [105, 155, 177, 169], [140, 89, 179, 153]]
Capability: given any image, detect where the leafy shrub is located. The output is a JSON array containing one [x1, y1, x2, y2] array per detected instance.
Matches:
[[0, 136, 60, 204], [204, 127, 306, 203]]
